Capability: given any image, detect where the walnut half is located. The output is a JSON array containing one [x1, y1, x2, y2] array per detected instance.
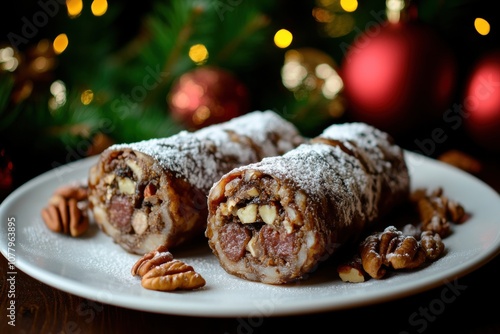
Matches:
[[360, 226, 427, 279], [420, 231, 445, 261], [412, 187, 467, 237]]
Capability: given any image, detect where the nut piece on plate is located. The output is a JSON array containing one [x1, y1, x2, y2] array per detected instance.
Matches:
[[338, 187, 461, 284], [360, 226, 427, 279], [420, 231, 445, 261], [131, 245, 206, 292], [53, 183, 89, 201], [411, 187, 467, 238], [131, 245, 173, 277], [438, 149, 482, 174], [337, 255, 369, 283], [41, 183, 89, 237], [141, 260, 206, 292]]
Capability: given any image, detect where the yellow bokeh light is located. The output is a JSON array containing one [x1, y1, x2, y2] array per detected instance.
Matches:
[[81, 89, 94, 105], [53, 34, 69, 54], [66, 0, 83, 18], [91, 0, 108, 16], [274, 29, 293, 49], [474, 18, 490, 36], [189, 44, 209, 64], [340, 0, 358, 12]]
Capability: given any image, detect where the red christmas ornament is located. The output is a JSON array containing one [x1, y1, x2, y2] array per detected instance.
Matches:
[[463, 50, 500, 151], [340, 20, 457, 135], [168, 66, 250, 129]]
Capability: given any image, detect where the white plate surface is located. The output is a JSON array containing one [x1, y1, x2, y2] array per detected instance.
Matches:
[[1, 152, 500, 317]]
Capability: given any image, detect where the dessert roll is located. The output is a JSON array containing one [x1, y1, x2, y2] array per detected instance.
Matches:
[[206, 122, 409, 284], [88, 110, 303, 255]]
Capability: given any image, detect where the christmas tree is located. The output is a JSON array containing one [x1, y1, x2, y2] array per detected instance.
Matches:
[[1, 0, 499, 196]]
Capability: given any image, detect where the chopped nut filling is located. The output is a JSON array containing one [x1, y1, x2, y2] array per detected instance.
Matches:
[[216, 173, 302, 264]]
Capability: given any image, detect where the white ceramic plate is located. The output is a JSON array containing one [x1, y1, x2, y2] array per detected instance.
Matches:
[[1, 151, 500, 317]]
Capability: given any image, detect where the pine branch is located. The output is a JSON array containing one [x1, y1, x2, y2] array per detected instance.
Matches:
[[0, 0, 274, 159], [214, 13, 270, 65], [143, 2, 205, 106]]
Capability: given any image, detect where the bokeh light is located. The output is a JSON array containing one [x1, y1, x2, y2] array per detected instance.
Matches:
[[340, 0, 358, 12], [386, 0, 406, 23], [49, 80, 67, 110], [81, 89, 94, 105], [0, 47, 19, 72], [312, 7, 333, 23], [189, 44, 209, 64], [281, 48, 345, 117], [313, 0, 355, 37], [66, 0, 83, 18], [274, 29, 293, 48], [91, 0, 108, 16], [474, 18, 490, 36], [53, 34, 69, 54]]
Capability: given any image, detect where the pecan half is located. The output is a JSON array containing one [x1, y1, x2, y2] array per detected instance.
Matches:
[[41, 188, 89, 237], [141, 260, 206, 291], [131, 245, 173, 277], [53, 183, 88, 202], [131, 245, 206, 291]]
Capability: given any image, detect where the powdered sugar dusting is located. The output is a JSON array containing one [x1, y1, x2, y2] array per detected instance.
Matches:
[[108, 110, 302, 192], [234, 143, 368, 226], [320, 122, 410, 217], [320, 122, 402, 173], [225, 122, 409, 226]]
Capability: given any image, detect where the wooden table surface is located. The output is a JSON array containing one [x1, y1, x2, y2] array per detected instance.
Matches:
[[2, 153, 500, 334]]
